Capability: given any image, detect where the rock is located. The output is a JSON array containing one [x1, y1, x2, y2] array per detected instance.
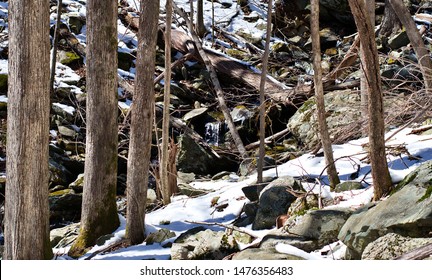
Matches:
[[182, 107, 208, 122], [334, 181, 363, 192], [362, 233, 432, 260], [69, 173, 84, 193], [0, 74, 7, 93], [50, 222, 80, 248], [388, 30, 410, 50], [177, 171, 196, 184], [232, 247, 304, 260], [57, 50, 82, 66], [252, 176, 301, 230], [284, 208, 353, 251], [118, 51, 135, 71], [57, 125, 78, 138], [176, 134, 235, 175], [287, 90, 361, 149], [177, 183, 210, 197], [259, 231, 316, 252], [241, 185, 261, 201], [171, 229, 238, 260], [239, 156, 276, 176], [49, 189, 82, 225], [338, 161, 432, 259], [49, 159, 74, 187], [145, 228, 176, 245], [67, 14, 86, 34], [287, 194, 320, 216]]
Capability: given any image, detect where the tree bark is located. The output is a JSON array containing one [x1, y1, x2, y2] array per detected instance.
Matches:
[[4, 0, 53, 259], [359, 0, 375, 136], [257, 0, 273, 183], [160, 0, 173, 205], [311, 0, 340, 189], [196, 0, 206, 37], [348, 0, 393, 200], [69, 0, 120, 257], [388, 0, 432, 91], [379, 0, 402, 38], [125, 0, 160, 245]]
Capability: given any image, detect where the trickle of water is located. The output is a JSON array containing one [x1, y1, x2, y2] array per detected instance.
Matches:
[[204, 122, 222, 146]]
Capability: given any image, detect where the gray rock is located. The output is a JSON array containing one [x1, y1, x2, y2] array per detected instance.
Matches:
[[50, 223, 80, 248], [388, 30, 410, 50], [49, 159, 73, 187], [334, 181, 363, 192], [287, 90, 361, 149], [171, 229, 238, 260], [338, 161, 432, 259], [182, 107, 208, 122], [362, 233, 432, 260], [177, 183, 210, 197], [252, 176, 300, 230], [145, 228, 176, 245], [232, 247, 304, 260], [176, 134, 234, 175], [49, 189, 82, 224], [285, 208, 353, 251], [69, 173, 84, 193]]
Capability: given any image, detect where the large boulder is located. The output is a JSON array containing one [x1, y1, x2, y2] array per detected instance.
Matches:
[[176, 134, 236, 175], [232, 247, 304, 260], [252, 176, 301, 230], [284, 208, 353, 251], [362, 233, 432, 260], [338, 161, 432, 259], [287, 90, 361, 149], [171, 228, 238, 260]]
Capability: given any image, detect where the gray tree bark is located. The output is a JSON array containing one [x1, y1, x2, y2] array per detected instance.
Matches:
[[348, 0, 393, 200], [125, 0, 160, 244], [311, 0, 340, 189], [68, 0, 120, 257], [257, 0, 273, 183], [388, 0, 432, 91], [4, 0, 53, 260], [160, 0, 173, 206]]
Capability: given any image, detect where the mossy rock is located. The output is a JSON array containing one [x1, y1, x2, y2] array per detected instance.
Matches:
[[57, 51, 82, 65], [0, 74, 7, 93], [334, 181, 363, 192]]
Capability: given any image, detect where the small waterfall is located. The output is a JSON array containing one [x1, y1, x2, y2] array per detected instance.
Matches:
[[204, 122, 222, 146]]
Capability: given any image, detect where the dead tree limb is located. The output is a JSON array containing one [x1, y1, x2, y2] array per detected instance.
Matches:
[[394, 243, 432, 260]]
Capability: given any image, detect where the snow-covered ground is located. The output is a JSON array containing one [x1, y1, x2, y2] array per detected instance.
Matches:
[[53, 125, 432, 260]]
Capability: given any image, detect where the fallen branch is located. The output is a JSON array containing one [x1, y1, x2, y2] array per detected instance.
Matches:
[[394, 243, 432, 260], [245, 127, 290, 150], [185, 220, 260, 239]]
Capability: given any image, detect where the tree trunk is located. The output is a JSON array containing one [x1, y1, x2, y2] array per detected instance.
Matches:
[[359, 0, 375, 136], [311, 0, 340, 189], [4, 0, 53, 260], [257, 0, 273, 183], [160, 0, 173, 205], [379, 0, 402, 38], [348, 0, 393, 200], [388, 0, 432, 91], [196, 0, 206, 37], [125, 0, 160, 245], [69, 0, 120, 257]]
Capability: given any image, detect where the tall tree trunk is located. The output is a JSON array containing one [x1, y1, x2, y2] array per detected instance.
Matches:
[[388, 0, 432, 91], [348, 0, 393, 200], [160, 0, 173, 205], [311, 0, 340, 189], [359, 0, 375, 136], [257, 0, 273, 183], [379, 0, 402, 38], [125, 0, 160, 245], [69, 0, 120, 257], [197, 0, 206, 37], [4, 0, 52, 260]]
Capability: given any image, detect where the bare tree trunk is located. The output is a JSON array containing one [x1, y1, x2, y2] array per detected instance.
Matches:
[[160, 0, 173, 205], [359, 0, 375, 136], [4, 0, 52, 260], [69, 0, 120, 257], [348, 0, 393, 200], [174, 2, 247, 158], [388, 0, 432, 91], [125, 0, 160, 245], [311, 0, 340, 189], [379, 0, 402, 38], [257, 0, 273, 183], [197, 0, 206, 37]]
